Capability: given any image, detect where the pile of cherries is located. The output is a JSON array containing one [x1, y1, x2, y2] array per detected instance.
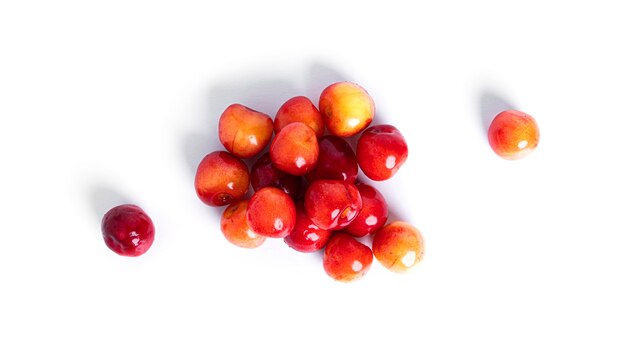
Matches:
[[100, 81, 540, 283], [195, 82, 424, 282]]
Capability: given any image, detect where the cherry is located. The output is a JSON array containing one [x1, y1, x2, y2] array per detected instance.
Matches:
[[304, 179, 362, 230], [319, 82, 375, 137], [270, 122, 319, 176], [345, 183, 388, 237], [357, 124, 408, 181], [284, 202, 332, 253], [246, 187, 296, 238], [372, 221, 424, 273], [488, 109, 539, 160], [195, 151, 249, 207], [274, 96, 325, 138], [219, 103, 274, 159], [305, 135, 358, 184], [101, 204, 155, 257], [323, 233, 373, 282], [250, 152, 302, 199], [221, 200, 265, 249]]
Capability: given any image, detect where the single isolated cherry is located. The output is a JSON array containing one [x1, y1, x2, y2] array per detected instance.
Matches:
[[218, 104, 274, 159], [323, 232, 373, 282], [304, 179, 362, 230], [488, 109, 539, 160], [357, 124, 408, 181], [221, 200, 266, 249], [283, 202, 332, 253], [195, 151, 249, 207], [250, 152, 302, 199], [305, 135, 358, 184], [319, 82, 375, 137], [247, 187, 296, 238], [372, 221, 424, 273], [274, 96, 325, 138], [101, 204, 155, 257], [345, 183, 388, 237]]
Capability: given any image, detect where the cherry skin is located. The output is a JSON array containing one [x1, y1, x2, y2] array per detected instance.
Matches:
[[283, 202, 333, 252], [219, 104, 274, 159], [246, 187, 296, 238], [274, 96, 325, 138], [372, 221, 424, 273], [221, 200, 266, 249], [304, 180, 362, 230], [319, 82, 375, 137], [357, 124, 408, 181], [195, 151, 249, 207], [345, 183, 388, 237], [250, 152, 302, 199], [101, 204, 155, 257], [488, 109, 539, 160], [305, 135, 358, 184], [270, 122, 319, 176], [323, 232, 373, 282]]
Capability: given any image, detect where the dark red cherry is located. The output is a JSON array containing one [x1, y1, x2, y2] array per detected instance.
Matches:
[[101, 204, 155, 257], [305, 135, 358, 183], [250, 153, 302, 199]]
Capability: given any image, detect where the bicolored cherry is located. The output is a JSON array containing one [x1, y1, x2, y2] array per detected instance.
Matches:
[[101, 204, 155, 257], [323, 232, 373, 282], [345, 183, 388, 237], [270, 122, 319, 176], [357, 124, 408, 181], [195, 151, 249, 207], [319, 82, 375, 137], [246, 187, 296, 238], [219, 104, 273, 159], [304, 180, 362, 230], [221, 200, 265, 249], [274, 96, 325, 138], [372, 221, 424, 273], [488, 109, 539, 160]]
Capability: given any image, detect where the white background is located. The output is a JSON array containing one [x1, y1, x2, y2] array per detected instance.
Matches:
[[1, 1, 625, 351]]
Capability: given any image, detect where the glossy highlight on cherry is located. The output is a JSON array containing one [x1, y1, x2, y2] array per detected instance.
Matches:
[[488, 109, 539, 160], [304, 180, 362, 230], [247, 187, 296, 238], [101, 204, 155, 257], [186, 80, 426, 282], [323, 233, 373, 282], [194, 151, 249, 207]]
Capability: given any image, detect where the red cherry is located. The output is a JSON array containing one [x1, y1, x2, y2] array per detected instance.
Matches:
[[304, 180, 362, 230], [357, 124, 408, 181], [101, 204, 155, 257], [344, 183, 388, 237], [323, 232, 373, 282], [305, 135, 358, 184], [284, 203, 332, 252]]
